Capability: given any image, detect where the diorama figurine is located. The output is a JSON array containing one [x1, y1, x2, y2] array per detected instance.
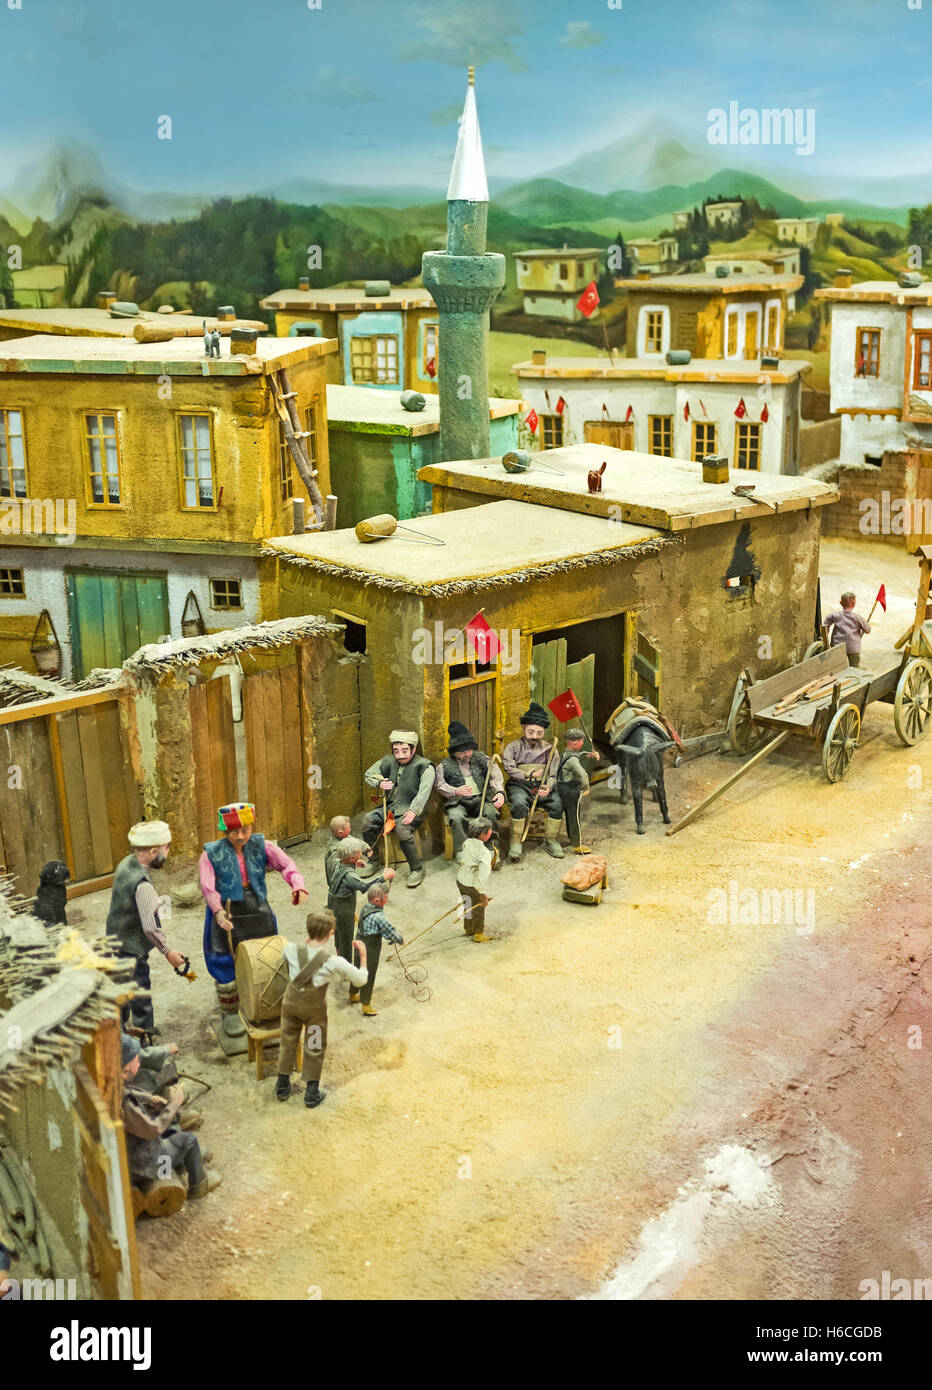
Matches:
[[502, 702, 564, 860], [826, 591, 871, 668]]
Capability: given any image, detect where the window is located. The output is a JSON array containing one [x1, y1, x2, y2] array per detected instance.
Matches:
[[177, 414, 215, 508], [85, 413, 122, 506], [691, 421, 717, 460], [210, 578, 242, 609], [279, 423, 294, 502], [0, 567, 25, 597], [644, 310, 665, 354], [541, 414, 564, 448], [350, 335, 399, 384], [735, 421, 762, 470], [914, 332, 932, 389], [559, 262, 569, 281], [726, 312, 738, 357], [766, 303, 780, 351], [0, 410, 26, 498], [333, 610, 367, 654], [424, 323, 438, 373], [649, 415, 674, 457], [855, 328, 880, 378]]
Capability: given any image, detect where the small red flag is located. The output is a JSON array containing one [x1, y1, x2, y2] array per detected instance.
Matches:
[[699, 399, 708, 417], [555, 395, 566, 415], [383, 810, 396, 835], [760, 402, 769, 423], [425, 357, 437, 379], [601, 402, 610, 421], [875, 584, 886, 613], [684, 401, 690, 421], [525, 407, 539, 434], [576, 281, 600, 318], [735, 397, 747, 419], [548, 689, 583, 722], [465, 610, 500, 662], [625, 404, 633, 422], [544, 389, 552, 408]]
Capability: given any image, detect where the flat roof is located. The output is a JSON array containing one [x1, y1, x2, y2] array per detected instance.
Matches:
[[514, 248, 602, 259], [264, 497, 667, 595], [325, 384, 521, 436], [0, 307, 268, 338], [618, 271, 803, 294], [259, 286, 435, 312], [0, 333, 337, 377], [417, 444, 838, 532], [814, 280, 931, 306], [512, 354, 810, 384]]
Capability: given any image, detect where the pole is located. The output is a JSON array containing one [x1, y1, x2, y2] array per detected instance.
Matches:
[[382, 793, 390, 870], [522, 741, 559, 842], [666, 731, 790, 835]]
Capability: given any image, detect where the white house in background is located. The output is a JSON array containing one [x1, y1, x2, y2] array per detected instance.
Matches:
[[703, 249, 802, 309], [514, 247, 603, 320], [775, 217, 820, 246], [618, 270, 802, 360], [512, 349, 809, 474], [627, 236, 679, 272], [672, 210, 691, 230], [704, 201, 744, 230], [814, 272, 932, 462]]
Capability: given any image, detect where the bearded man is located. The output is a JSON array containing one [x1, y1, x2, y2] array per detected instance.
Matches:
[[502, 702, 564, 861]]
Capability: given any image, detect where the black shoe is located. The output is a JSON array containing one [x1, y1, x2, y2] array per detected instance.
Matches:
[[304, 1082, 326, 1109], [275, 1075, 292, 1102]]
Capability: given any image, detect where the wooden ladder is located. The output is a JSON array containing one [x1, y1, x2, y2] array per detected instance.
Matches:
[[268, 368, 337, 530]]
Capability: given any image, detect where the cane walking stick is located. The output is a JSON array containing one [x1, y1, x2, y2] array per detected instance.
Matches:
[[522, 741, 558, 842], [382, 792, 390, 870]]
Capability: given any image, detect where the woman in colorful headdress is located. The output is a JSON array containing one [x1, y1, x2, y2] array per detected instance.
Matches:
[[199, 802, 308, 1037]]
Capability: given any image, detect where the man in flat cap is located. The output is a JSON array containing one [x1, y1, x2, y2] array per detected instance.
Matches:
[[361, 730, 434, 888], [434, 721, 505, 862], [502, 702, 564, 861], [106, 821, 185, 1034], [199, 801, 308, 1036]]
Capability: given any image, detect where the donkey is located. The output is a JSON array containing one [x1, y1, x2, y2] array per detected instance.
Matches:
[[612, 724, 675, 834]]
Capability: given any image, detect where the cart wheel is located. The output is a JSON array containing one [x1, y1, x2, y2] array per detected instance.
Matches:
[[727, 692, 763, 754], [803, 639, 825, 660], [822, 703, 861, 782], [893, 657, 932, 745]]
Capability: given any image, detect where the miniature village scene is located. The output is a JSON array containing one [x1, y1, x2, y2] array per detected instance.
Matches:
[[1, 0, 931, 1322]]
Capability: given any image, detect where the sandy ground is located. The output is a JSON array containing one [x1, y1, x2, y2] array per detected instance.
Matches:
[[68, 537, 931, 1301]]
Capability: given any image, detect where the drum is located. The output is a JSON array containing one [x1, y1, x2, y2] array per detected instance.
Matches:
[[235, 934, 290, 1024]]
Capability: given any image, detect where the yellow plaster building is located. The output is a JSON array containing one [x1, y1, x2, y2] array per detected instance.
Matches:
[[618, 271, 803, 360], [0, 331, 335, 677]]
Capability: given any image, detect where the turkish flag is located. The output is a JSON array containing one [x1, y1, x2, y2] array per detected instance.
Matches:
[[684, 401, 690, 422], [544, 389, 552, 409], [699, 399, 708, 417], [625, 404, 634, 422], [601, 402, 610, 421], [548, 689, 583, 723], [874, 584, 886, 613], [465, 611, 500, 662], [425, 357, 437, 379], [383, 811, 396, 835], [735, 397, 747, 419], [760, 403, 769, 423], [556, 396, 566, 415], [576, 281, 600, 318], [525, 407, 539, 433]]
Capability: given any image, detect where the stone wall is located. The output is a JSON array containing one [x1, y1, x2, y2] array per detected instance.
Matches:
[[820, 449, 925, 543]]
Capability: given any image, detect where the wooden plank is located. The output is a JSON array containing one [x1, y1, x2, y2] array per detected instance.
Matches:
[[76, 707, 114, 875], [0, 725, 29, 889], [667, 731, 791, 835], [57, 710, 95, 881], [206, 676, 236, 817], [578, 653, 596, 749], [94, 702, 133, 867], [189, 684, 216, 848], [0, 685, 125, 727], [48, 713, 76, 880], [244, 674, 270, 831], [262, 673, 288, 837], [623, 611, 638, 699], [66, 872, 114, 900], [279, 664, 305, 838], [16, 716, 66, 890], [747, 645, 847, 716], [554, 640, 567, 707]]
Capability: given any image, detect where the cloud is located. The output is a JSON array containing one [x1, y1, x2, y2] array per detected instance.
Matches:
[[430, 103, 465, 126], [289, 67, 382, 104], [400, 1, 529, 72], [559, 21, 605, 50]]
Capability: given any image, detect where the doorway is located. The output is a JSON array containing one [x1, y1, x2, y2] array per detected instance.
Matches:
[[529, 612, 627, 746], [67, 569, 170, 679], [584, 421, 634, 449]]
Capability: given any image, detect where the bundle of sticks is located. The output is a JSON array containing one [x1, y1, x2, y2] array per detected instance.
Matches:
[[771, 672, 860, 715]]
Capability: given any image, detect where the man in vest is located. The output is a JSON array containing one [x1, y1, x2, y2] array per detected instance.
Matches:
[[434, 721, 505, 862], [361, 729, 435, 888], [502, 702, 564, 861], [199, 801, 308, 1037], [106, 821, 184, 1034]]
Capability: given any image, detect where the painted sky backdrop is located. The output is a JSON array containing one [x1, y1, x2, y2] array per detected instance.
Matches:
[[1, 0, 931, 197]]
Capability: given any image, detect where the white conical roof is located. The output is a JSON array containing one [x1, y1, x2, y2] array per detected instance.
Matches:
[[447, 71, 489, 203]]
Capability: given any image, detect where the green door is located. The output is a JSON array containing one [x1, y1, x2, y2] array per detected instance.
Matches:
[[67, 570, 170, 678]]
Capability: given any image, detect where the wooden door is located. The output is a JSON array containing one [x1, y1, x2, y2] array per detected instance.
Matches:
[[68, 570, 169, 678], [190, 675, 238, 847], [530, 638, 597, 750], [448, 670, 497, 752], [743, 311, 760, 360], [243, 666, 307, 843], [584, 421, 634, 449], [907, 468, 932, 551], [634, 631, 662, 705]]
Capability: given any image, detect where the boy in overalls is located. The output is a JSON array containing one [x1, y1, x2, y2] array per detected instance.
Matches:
[[276, 909, 369, 1108]]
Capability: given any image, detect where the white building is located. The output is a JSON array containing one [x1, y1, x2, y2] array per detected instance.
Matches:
[[627, 236, 679, 272], [775, 217, 820, 246], [672, 210, 691, 230], [512, 350, 809, 474], [704, 201, 744, 230], [814, 273, 932, 463]]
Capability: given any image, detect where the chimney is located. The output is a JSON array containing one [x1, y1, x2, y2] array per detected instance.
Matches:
[[834, 267, 853, 288], [702, 454, 729, 485], [216, 305, 236, 322], [298, 276, 311, 291], [231, 326, 258, 355], [364, 280, 391, 297], [532, 348, 547, 365], [637, 268, 651, 281], [96, 290, 117, 310]]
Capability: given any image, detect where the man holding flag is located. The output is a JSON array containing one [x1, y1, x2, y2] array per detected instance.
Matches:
[[825, 589, 879, 668]]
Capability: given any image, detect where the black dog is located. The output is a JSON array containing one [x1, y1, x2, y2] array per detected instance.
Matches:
[[33, 860, 70, 926], [612, 725, 675, 834]]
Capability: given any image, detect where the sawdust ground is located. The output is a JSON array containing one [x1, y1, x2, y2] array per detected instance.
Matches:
[[68, 537, 931, 1300]]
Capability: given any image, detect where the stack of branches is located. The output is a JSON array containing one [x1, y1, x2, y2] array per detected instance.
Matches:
[[122, 614, 341, 678]]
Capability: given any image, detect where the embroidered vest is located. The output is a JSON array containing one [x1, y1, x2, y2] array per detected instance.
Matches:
[[441, 752, 489, 789], [204, 834, 268, 904]]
